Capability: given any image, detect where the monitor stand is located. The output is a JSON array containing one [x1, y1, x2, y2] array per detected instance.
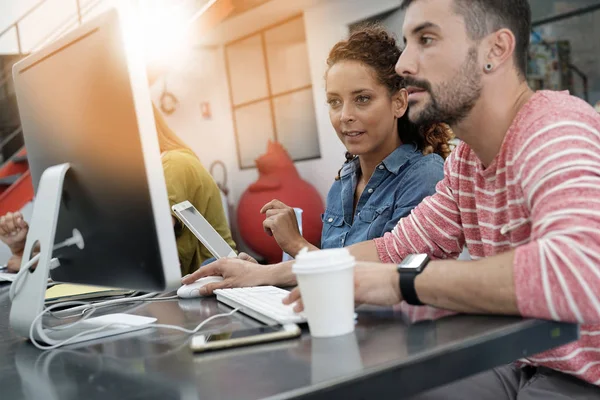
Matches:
[[9, 163, 155, 347]]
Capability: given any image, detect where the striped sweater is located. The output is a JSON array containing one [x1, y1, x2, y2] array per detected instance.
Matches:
[[374, 91, 600, 385]]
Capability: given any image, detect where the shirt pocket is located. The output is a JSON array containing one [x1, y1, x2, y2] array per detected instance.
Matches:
[[357, 204, 393, 240], [321, 212, 346, 249]]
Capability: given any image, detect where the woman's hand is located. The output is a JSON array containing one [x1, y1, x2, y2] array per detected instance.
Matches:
[[6, 254, 22, 273], [260, 200, 309, 256], [0, 212, 28, 254]]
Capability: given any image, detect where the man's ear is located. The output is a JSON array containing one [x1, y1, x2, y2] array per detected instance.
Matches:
[[484, 28, 516, 73]]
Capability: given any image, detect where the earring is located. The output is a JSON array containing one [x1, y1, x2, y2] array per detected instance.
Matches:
[[485, 63, 493, 72]]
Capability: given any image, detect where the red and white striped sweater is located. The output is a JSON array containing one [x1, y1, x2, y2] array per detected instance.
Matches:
[[374, 91, 600, 385]]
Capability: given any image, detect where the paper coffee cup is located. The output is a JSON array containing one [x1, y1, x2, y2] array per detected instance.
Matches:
[[292, 248, 355, 337]]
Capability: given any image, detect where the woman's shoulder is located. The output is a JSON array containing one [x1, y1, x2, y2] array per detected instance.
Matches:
[[406, 151, 445, 172], [162, 148, 199, 164], [162, 149, 207, 175]]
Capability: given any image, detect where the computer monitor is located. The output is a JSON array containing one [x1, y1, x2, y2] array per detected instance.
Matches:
[[9, 5, 181, 345]]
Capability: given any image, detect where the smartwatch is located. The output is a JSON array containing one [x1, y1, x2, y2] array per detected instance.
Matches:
[[397, 254, 430, 306]]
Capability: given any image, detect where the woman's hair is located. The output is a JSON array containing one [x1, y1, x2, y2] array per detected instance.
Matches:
[[152, 103, 194, 154], [327, 24, 454, 178]]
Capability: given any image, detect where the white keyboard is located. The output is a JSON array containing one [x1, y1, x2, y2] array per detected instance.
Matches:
[[214, 286, 306, 326]]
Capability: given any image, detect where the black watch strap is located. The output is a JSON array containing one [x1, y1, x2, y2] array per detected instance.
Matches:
[[399, 271, 424, 306], [397, 254, 429, 306]]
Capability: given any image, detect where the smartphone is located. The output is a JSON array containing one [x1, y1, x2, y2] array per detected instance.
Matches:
[[172, 200, 236, 259], [190, 324, 301, 352]]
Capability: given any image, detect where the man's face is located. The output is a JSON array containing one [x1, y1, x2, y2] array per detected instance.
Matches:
[[396, 0, 483, 126]]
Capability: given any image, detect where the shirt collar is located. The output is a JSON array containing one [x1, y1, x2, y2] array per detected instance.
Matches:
[[340, 144, 420, 178], [381, 144, 421, 175]]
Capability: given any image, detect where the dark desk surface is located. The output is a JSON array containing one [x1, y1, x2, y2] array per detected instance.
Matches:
[[0, 285, 578, 400]]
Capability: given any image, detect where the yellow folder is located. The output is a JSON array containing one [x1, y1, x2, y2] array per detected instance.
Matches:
[[45, 284, 134, 303]]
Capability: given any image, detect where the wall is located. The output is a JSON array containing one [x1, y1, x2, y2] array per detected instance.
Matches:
[[150, 46, 240, 200]]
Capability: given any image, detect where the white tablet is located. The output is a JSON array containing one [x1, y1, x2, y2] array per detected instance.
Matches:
[[172, 201, 237, 259]]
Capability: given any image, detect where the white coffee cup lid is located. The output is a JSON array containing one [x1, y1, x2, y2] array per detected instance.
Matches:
[[293, 248, 355, 274]]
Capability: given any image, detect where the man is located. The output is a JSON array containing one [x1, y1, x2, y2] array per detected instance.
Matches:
[[184, 0, 600, 397]]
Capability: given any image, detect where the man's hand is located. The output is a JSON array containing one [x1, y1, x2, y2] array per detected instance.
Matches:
[[283, 262, 402, 311], [181, 256, 272, 296], [0, 212, 28, 254], [260, 200, 309, 256]]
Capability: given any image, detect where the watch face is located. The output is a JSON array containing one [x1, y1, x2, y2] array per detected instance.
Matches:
[[400, 254, 429, 270]]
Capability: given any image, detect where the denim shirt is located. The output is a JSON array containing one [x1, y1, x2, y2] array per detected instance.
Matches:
[[321, 144, 445, 249]]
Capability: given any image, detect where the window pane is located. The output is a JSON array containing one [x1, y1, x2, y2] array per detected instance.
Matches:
[[234, 101, 275, 168], [530, 0, 600, 21], [273, 88, 320, 161], [0, 27, 19, 54], [226, 35, 269, 105], [531, 9, 600, 105], [264, 18, 311, 95]]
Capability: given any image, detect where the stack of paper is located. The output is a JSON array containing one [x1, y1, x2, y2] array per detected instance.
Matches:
[[45, 284, 134, 304]]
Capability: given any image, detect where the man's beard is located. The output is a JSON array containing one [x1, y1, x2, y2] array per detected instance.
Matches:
[[403, 46, 482, 127]]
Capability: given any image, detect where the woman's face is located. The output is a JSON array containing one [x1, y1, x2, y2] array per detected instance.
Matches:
[[326, 60, 408, 157]]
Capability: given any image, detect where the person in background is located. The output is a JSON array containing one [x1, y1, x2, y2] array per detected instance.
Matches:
[[260, 26, 453, 257], [0, 105, 236, 276], [0, 211, 27, 272], [153, 104, 236, 275]]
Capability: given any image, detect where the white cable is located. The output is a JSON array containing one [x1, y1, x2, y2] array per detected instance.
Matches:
[[52, 292, 159, 313], [48, 293, 178, 319], [9, 253, 41, 301], [44, 293, 177, 328], [150, 309, 240, 334], [30, 301, 239, 350], [9, 232, 85, 301]]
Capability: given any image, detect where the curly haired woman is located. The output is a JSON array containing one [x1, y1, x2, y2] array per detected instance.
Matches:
[[260, 24, 454, 255]]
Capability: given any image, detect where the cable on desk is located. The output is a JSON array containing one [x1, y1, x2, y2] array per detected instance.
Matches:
[[46, 293, 179, 319], [29, 299, 240, 350]]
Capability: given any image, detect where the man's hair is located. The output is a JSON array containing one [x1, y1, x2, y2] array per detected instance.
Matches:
[[401, 0, 531, 78]]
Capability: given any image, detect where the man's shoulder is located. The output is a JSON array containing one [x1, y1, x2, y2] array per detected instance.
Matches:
[[514, 91, 600, 139], [507, 91, 600, 158]]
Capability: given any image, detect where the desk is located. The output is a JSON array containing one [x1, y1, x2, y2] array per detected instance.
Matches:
[[0, 285, 578, 399]]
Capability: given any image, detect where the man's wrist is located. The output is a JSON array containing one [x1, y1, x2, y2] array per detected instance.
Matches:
[[263, 261, 297, 287], [389, 265, 402, 304], [414, 260, 443, 306]]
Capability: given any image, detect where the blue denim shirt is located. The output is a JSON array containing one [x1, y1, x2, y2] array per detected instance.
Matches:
[[321, 144, 444, 249]]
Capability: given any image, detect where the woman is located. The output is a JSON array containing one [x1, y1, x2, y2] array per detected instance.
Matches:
[[261, 25, 453, 257], [0, 105, 236, 276], [181, 25, 455, 294], [154, 105, 236, 275]]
